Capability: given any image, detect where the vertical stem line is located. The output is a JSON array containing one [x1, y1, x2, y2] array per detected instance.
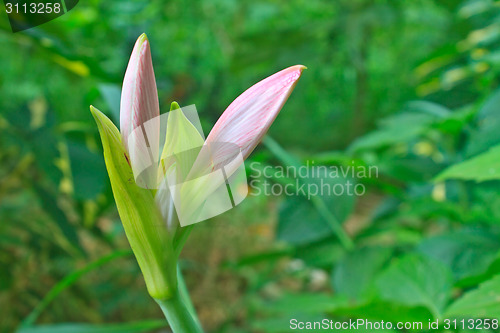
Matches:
[[177, 264, 202, 329], [60, 0, 68, 13]]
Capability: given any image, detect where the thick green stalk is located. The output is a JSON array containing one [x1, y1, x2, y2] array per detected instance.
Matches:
[[91, 106, 176, 299], [155, 288, 204, 333]]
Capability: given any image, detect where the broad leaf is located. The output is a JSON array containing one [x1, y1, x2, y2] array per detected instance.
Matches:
[[332, 301, 434, 324], [435, 144, 500, 182], [67, 141, 106, 200], [375, 254, 453, 318], [90, 106, 175, 300], [445, 274, 500, 319], [258, 293, 342, 314], [332, 247, 392, 300], [466, 88, 500, 156], [276, 167, 355, 245], [417, 228, 500, 282], [348, 102, 446, 152]]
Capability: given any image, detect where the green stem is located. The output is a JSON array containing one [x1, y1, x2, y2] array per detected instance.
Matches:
[[263, 137, 354, 250], [155, 288, 204, 333], [177, 265, 202, 328]]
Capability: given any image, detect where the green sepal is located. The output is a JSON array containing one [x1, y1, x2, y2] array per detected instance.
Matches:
[[157, 102, 205, 247], [90, 106, 176, 300], [160, 102, 205, 181]]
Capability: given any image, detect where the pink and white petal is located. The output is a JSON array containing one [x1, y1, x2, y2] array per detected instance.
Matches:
[[120, 34, 160, 152], [177, 66, 305, 225], [204, 65, 305, 170]]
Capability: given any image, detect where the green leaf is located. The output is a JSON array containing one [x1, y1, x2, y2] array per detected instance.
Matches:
[[405, 100, 452, 118], [435, 144, 500, 182], [90, 106, 175, 300], [417, 228, 500, 282], [348, 110, 437, 152], [295, 240, 345, 268], [252, 317, 397, 333], [266, 137, 354, 248], [67, 141, 106, 200], [276, 167, 355, 246], [332, 301, 434, 324], [377, 153, 444, 183], [98, 83, 121, 122], [252, 294, 385, 333], [20, 250, 132, 328], [254, 297, 422, 332], [445, 274, 500, 319], [332, 247, 392, 300], [258, 293, 343, 314], [458, 252, 500, 288], [466, 88, 500, 156], [375, 254, 453, 318], [277, 196, 333, 245], [17, 320, 167, 333], [32, 184, 84, 257], [250, 315, 325, 333]]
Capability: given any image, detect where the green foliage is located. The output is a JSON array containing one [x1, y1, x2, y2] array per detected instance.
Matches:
[[20, 250, 132, 329], [349, 101, 452, 152], [417, 228, 500, 284], [18, 321, 167, 333], [332, 246, 392, 300], [445, 274, 500, 319], [3, 0, 500, 332], [375, 254, 452, 318], [258, 1, 500, 330], [276, 170, 355, 246], [436, 144, 500, 182]]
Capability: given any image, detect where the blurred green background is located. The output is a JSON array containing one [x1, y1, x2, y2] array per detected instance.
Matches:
[[3, 0, 500, 332]]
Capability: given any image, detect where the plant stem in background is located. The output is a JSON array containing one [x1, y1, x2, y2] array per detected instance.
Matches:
[[19, 250, 133, 329], [177, 265, 202, 328], [263, 137, 354, 249]]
